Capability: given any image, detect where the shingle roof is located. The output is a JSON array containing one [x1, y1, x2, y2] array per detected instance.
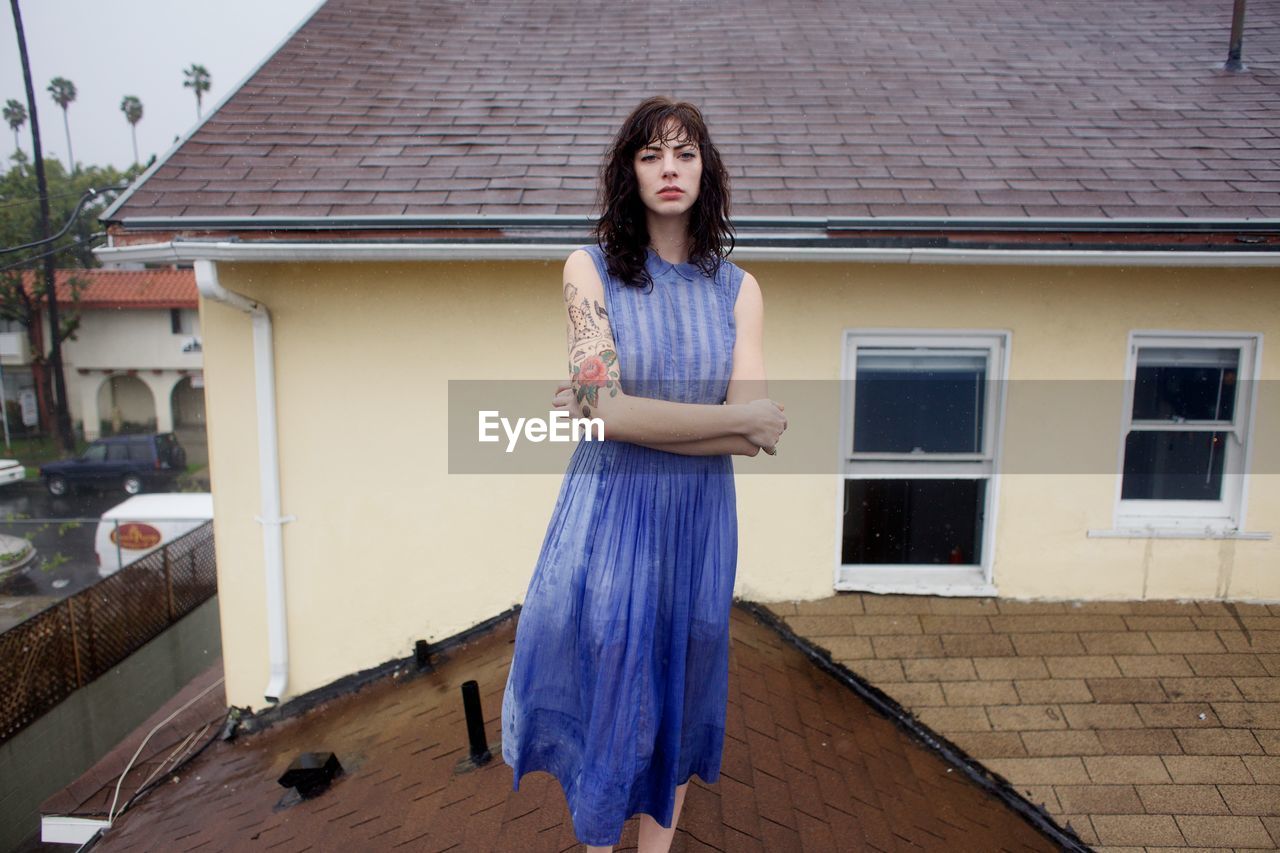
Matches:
[[56, 607, 1072, 851], [107, 0, 1280, 226], [770, 593, 1280, 850], [21, 269, 196, 309]]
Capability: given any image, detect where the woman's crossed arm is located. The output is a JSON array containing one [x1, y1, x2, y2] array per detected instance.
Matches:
[[557, 249, 783, 456]]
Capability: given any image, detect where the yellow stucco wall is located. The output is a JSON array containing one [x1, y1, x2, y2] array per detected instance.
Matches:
[[200, 259, 1278, 708]]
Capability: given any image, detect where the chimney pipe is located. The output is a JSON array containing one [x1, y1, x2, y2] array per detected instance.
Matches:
[[1224, 0, 1247, 71]]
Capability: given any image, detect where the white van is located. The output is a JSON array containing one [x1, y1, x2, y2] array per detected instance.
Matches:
[[95, 493, 213, 577]]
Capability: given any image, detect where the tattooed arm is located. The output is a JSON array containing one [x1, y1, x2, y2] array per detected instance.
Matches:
[[562, 249, 782, 449]]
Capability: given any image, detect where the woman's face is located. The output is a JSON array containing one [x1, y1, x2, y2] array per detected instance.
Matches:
[[632, 121, 702, 219]]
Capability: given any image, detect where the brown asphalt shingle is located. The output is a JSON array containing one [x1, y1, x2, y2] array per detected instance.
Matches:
[[109, 0, 1280, 223], [75, 606, 1066, 851], [772, 594, 1280, 850]]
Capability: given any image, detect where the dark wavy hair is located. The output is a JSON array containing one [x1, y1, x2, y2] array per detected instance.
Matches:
[[593, 96, 735, 290]]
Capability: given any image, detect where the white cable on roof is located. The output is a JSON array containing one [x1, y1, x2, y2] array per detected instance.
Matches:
[[107, 675, 226, 823]]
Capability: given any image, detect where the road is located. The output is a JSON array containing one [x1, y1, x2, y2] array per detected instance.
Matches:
[[0, 481, 153, 632]]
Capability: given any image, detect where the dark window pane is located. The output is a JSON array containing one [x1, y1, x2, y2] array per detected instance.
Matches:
[[854, 352, 987, 453], [128, 442, 152, 462], [107, 443, 130, 461], [1133, 347, 1237, 422], [83, 444, 107, 462], [841, 478, 985, 565], [1121, 430, 1226, 501]]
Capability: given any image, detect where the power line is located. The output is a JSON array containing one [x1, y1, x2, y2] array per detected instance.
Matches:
[[0, 185, 127, 255], [0, 231, 104, 274], [0, 186, 119, 211]]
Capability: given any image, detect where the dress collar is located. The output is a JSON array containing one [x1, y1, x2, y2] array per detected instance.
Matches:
[[644, 247, 700, 282]]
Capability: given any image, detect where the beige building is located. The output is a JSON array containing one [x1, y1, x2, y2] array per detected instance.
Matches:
[[12, 269, 205, 441], [95, 0, 1278, 711]]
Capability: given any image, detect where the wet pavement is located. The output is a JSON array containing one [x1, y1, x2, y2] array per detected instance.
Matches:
[[0, 481, 162, 632]]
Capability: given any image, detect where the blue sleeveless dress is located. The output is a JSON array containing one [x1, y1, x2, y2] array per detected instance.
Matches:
[[501, 243, 745, 846]]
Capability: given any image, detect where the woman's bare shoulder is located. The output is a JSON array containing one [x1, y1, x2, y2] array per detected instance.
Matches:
[[565, 247, 603, 279], [563, 247, 606, 308], [733, 268, 763, 319]]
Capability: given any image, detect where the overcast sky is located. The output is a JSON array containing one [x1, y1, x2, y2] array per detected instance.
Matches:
[[0, 0, 321, 172]]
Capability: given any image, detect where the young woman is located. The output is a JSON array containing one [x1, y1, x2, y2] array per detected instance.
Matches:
[[501, 96, 786, 853]]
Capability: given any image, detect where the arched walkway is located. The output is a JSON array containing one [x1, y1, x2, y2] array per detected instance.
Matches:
[[93, 375, 155, 437], [80, 371, 205, 442]]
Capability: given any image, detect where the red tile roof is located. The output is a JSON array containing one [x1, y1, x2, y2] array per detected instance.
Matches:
[[21, 269, 196, 309], [57, 607, 1073, 851], [106, 0, 1280, 225]]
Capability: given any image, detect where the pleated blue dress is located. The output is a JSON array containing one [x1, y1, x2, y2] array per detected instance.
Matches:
[[501, 243, 745, 846]]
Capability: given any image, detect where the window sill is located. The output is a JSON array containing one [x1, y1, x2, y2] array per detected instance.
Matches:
[[835, 566, 997, 597], [1087, 527, 1272, 541]]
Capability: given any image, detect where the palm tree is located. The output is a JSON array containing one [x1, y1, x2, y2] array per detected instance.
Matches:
[[182, 64, 211, 119], [46, 76, 76, 172], [3, 99, 26, 154], [120, 95, 143, 165]]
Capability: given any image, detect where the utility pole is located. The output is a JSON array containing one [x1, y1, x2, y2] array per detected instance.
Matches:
[[9, 0, 75, 452]]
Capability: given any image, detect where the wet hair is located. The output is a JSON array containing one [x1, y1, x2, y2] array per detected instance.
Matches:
[[592, 96, 734, 290]]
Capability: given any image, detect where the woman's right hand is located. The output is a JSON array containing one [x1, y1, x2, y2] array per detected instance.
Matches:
[[552, 382, 585, 420], [741, 398, 787, 454]]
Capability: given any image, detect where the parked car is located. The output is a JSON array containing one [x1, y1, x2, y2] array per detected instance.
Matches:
[[95, 492, 213, 576], [40, 433, 188, 496], [0, 458, 25, 487]]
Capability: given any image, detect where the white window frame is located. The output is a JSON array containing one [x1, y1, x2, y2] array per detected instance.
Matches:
[[835, 329, 1010, 596], [1111, 330, 1262, 534]]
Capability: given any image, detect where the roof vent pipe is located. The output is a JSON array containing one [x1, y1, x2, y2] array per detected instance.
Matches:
[[193, 259, 294, 704], [1225, 0, 1247, 71]]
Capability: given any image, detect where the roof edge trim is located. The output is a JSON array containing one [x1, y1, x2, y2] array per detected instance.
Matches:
[[111, 214, 1280, 234], [94, 240, 1280, 268]]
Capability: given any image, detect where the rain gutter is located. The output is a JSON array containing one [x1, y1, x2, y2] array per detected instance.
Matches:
[[104, 213, 1280, 235], [96, 237, 1280, 267], [192, 259, 293, 705]]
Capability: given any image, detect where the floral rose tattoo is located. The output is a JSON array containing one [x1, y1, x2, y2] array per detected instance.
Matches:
[[574, 350, 618, 417], [564, 279, 620, 418]]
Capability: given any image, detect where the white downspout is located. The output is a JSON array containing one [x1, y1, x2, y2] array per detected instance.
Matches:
[[193, 259, 293, 704]]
